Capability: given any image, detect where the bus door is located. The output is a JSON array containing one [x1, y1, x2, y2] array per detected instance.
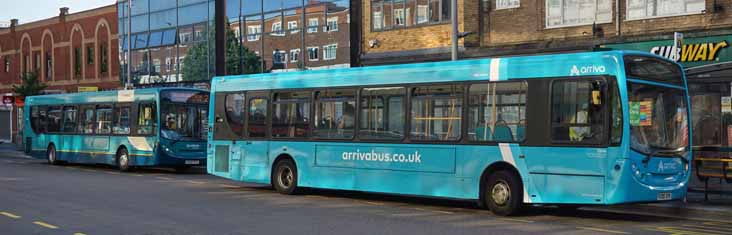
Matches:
[[241, 93, 270, 182], [522, 79, 608, 204]]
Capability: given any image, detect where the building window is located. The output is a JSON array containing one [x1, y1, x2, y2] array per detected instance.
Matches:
[[273, 50, 287, 64], [325, 17, 339, 32], [546, 0, 612, 28], [627, 0, 704, 20], [308, 18, 318, 33], [496, 0, 520, 10], [308, 47, 319, 61], [34, 53, 40, 72], [3, 58, 9, 73], [74, 47, 82, 76], [100, 43, 108, 74], [290, 49, 300, 63], [45, 52, 52, 80], [153, 58, 161, 74], [372, 0, 449, 31], [271, 22, 285, 36], [247, 25, 261, 41], [86, 45, 94, 65], [179, 32, 193, 44], [288, 21, 299, 33], [166, 57, 174, 72], [323, 44, 337, 60]]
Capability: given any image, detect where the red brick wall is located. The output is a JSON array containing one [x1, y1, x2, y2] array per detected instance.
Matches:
[[0, 4, 120, 94]]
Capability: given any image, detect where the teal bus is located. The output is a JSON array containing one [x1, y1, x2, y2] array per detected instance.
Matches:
[[207, 51, 691, 215], [23, 88, 209, 172]]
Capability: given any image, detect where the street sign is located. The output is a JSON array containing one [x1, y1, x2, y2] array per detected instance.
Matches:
[[2, 96, 14, 105], [78, 86, 98, 92], [671, 32, 684, 61]]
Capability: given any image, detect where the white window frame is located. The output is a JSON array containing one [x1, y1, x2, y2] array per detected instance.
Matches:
[[545, 0, 612, 29], [326, 17, 339, 32], [307, 47, 319, 61], [308, 18, 319, 33], [416, 5, 429, 24], [394, 8, 406, 26], [625, 0, 705, 21], [271, 22, 285, 36], [288, 21, 299, 33], [323, 44, 337, 61], [496, 0, 520, 10], [290, 49, 300, 63], [247, 25, 261, 41], [273, 50, 287, 64]]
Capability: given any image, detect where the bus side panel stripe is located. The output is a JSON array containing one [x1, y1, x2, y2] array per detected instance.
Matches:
[[489, 59, 501, 81], [498, 143, 531, 203]]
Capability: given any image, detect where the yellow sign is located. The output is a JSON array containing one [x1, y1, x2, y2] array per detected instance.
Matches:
[[78, 86, 98, 92]]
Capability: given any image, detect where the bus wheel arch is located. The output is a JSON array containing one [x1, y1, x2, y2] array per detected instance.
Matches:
[[271, 154, 299, 195], [479, 162, 524, 216], [116, 145, 132, 172]]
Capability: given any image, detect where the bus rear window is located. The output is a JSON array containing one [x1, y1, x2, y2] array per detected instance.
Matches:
[[624, 56, 683, 86]]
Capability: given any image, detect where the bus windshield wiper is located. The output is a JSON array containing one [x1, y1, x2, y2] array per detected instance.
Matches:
[[640, 146, 688, 164]]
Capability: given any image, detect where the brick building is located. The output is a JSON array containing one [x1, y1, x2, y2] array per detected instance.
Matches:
[[0, 5, 120, 144], [359, 0, 732, 68], [0, 5, 120, 93]]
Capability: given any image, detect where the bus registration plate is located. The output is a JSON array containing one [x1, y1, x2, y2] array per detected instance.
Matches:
[[657, 192, 672, 201], [185, 160, 200, 165]]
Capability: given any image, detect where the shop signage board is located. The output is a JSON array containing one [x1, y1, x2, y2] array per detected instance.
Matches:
[[602, 34, 732, 67]]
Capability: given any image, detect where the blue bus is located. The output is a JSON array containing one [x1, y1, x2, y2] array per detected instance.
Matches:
[[23, 88, 209, 172], [207, 51, 691, 215]]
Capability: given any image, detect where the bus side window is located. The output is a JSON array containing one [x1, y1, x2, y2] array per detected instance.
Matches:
[[468, 82, 527, 142], [79, 106, 96, 134], [314, 89, 356, 139], [136, 103, 156, 135], [410, 84, 463, 141], [46, 106, 62, 133], [61, 106, 78, 134], [551, 80, 606, 144], [247, 98, 268, 138], [113, 105, 131, 135], [96, 105, 113, 135], [359, 87, 406, 141]]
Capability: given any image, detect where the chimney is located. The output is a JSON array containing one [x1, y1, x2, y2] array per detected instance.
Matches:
[[59, 7, 69, 18], [10, 19, 18, 31]]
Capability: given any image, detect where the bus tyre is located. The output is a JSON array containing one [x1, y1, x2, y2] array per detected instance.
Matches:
[[484, 171, 523, 216], [116, 148, 132, 172], [273, 159, 299, 195], [46, 144, 59, 165]]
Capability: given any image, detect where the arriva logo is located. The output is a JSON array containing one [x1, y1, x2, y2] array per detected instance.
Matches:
[[657, 161, 679, 172], [570, 65, 606, 76]]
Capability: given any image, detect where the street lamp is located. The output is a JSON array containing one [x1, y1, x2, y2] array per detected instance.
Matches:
[[126, 0, 133, 90]]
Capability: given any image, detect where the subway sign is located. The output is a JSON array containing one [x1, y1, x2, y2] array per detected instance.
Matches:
[[602, 35, 732, 67]]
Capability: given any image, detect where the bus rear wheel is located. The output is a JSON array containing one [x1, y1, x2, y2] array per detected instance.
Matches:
[[116, 148, 132, 172], [46, 144, 59, 165], [484, 170, 523, 216], [272, 159, 299, 195]]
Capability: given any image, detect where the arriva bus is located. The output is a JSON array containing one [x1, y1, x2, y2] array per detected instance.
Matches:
[[207, 51, 691, 215], [24, 88, 209, 172]]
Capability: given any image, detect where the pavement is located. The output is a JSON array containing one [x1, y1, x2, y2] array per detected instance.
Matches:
[[1, 143, 732, 235]]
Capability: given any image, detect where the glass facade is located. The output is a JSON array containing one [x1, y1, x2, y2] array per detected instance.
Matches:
[[119, 0, 351, 86], [231, 0, 351, 73], [118, 0, 215, 85]]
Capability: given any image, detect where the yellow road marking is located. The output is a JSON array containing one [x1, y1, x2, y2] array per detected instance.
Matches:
[[684, 224, 732, 232], [106, 171, 121, 175], [155, 177, 173, 180], [186, 180, 205, 184], [646, 226, 722, 235], [304, 195, 329, 199], [33, 221, 59, 229], [498, 218, 534, 223], [0, 211, 21, 219], [219, 184, 239, 188], [577, 227, 629, 234], [361, 201, 385, 206], [74, 233, 88, 235]]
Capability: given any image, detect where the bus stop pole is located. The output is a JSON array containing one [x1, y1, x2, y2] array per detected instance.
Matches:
[[451, 0, 458, 61]]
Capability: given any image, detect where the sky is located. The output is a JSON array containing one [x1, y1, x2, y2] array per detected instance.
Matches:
[[1, 0, 116, 24]]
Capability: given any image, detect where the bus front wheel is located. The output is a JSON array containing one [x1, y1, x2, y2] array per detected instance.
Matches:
[[272, 159, 299, 195], [46, 144, 59, 165], [116, 148, 132, 172], [484, 170, 523, 216]]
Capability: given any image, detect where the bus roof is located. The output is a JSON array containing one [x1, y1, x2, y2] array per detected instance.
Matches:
[[212, 50, 666, 92], [25, 87, 208, 105]]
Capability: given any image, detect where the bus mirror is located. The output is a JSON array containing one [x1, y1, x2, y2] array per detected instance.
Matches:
[[592, 90, 602, 105]]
